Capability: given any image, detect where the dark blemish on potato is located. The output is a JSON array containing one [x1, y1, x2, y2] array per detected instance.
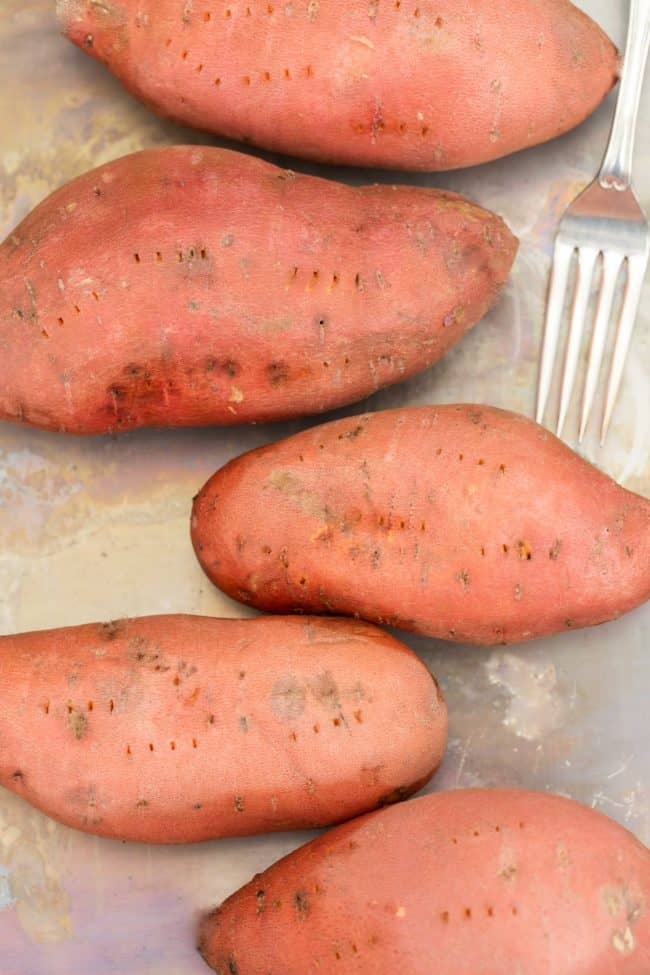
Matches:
[[99, 619, 124, 640], [267, 361, 290, 386], [194, 802, 202, 810], [149, 743, 154, 752], [294, 891, 309, 918], [512, 906, 519, 916], [239, 671, 246, 680], [222, 359, 240, 377], [11, 771, 24, 783], [256, 890, 266, 915], [464, 907, 472, 919], [126, 745, 132, 756], [227, 959, 239, 975], [499, 463, 506, 475], [68, 709, 87, 740], [234, 796, 245, 813], [271, 676, 306, 720], [517, 540, 533, 561], [565, 619, 574, 629], [136, 799, 149, 808], [499, 864, 517, 880], [313, 723, 320, 734], [239, 716, 249, 733], [625, 545, 634, 558], [108, 383, 127, 401], [441, 911, 449, 923], [208, 714, 215, 725], [338, 423, 365, 441], [332, 717, 341, 727], [502, 544, 509, 554], [549, 539, 562, 560], [378, 786, 411, 807], [289, 730, 298, 742], [354, 710, 363, 723], [455, 570, 470, 591]]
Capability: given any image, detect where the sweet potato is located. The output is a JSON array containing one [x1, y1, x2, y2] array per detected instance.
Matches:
[[58, 0, 618, 171], [0, 614, 446, 843], [191, 405, 650, 645], [198, 789, 650, 975], [0, 146, 516, 434]]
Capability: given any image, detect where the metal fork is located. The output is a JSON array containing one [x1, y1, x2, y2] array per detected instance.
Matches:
[[536, 0, 650, 444]]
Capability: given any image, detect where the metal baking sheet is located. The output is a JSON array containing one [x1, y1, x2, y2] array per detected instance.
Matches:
[[1, 2, 648, 972]]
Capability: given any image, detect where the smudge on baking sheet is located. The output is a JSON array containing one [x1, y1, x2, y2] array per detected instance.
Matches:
[[485, 652, 569, 740], [0, 800, 73, 943]]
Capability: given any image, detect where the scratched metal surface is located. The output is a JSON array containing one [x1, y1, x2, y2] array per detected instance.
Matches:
[[0, 1, 648, 972]]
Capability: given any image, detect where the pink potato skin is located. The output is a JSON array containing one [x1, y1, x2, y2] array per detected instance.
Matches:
[[199, 789, 650, 975], [191, 405, 650, 645], [0, 147, 516, 434], [58, 0, 618, 170], [0, 615, 447, 843]]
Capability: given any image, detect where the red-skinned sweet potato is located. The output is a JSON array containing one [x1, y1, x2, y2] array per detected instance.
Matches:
[[191, 405, 650, 645], [199, 789, 650, 975], [58, 0, 618, 171], [0, 615, 447, 843], [0, 147, 516, 434]]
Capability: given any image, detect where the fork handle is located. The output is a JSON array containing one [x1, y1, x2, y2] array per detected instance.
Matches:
[[599, 0, 650, 191]]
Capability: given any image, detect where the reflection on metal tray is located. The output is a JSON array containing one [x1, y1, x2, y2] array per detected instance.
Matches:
[[0, 2, 648, 972]]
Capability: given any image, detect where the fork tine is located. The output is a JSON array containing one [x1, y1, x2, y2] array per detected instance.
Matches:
[[536, 240, 574, 426], [556, 245, 599, 439], [578, 250, 623, 443], [600, 252, 649, 444]]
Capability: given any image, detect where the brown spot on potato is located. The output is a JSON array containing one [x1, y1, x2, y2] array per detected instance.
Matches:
[[294, 891, 309, 918], [99, 619, 124, 640], [500, 864, 517, 880], [455, 570, 470, 591], [68, 708, 87, 740], [234, 796, 245, 813], [11, 771, 24, 783], [518, 540, 533, 560], [549, 539, 562, 560], [267, 361, 290, 386], [256, 890, 266, 915]]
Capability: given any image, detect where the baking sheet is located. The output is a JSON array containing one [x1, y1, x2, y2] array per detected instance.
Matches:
[[0, 2, 648, 972]]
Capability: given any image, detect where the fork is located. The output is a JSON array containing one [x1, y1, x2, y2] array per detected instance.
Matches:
[[536, 0, 650, 444]]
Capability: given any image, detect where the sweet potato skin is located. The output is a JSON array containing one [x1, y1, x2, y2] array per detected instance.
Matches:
[[0, 615, 446, 843], [58, 0, 617, 171], [199, 789, 650, 975], [191, 405, 650, 645], [0, 146, 516, 434]]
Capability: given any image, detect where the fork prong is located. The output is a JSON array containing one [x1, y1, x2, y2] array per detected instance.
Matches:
[[601, 251, 649, 445], [536, 240, 574, 426], [578, 250, 623, 443], [556, 245, 600, 439]]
